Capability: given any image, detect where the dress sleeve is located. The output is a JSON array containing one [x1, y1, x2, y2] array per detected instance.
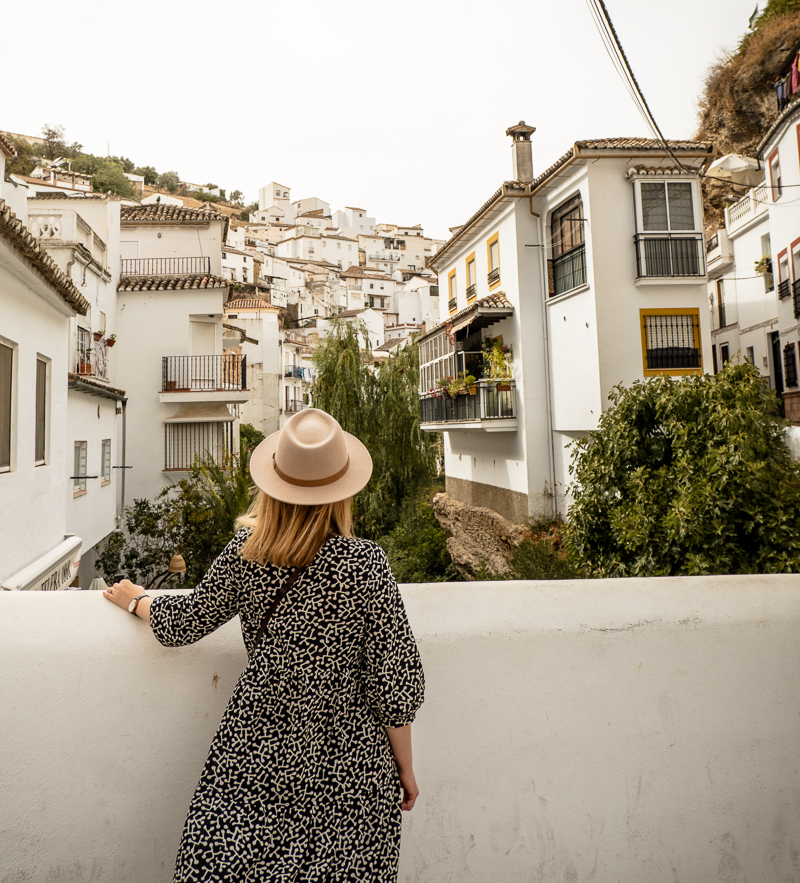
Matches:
[[149, 535, 241, 648], [362, 544, 425, 727]]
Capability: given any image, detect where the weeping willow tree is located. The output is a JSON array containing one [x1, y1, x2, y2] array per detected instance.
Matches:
[[311, 319, 438, 540]]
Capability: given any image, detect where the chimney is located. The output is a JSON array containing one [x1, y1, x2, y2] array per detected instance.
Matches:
[[506, 121, 536, 184]]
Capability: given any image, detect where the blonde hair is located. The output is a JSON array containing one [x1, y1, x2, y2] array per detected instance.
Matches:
[[237, 490, 353, 568]]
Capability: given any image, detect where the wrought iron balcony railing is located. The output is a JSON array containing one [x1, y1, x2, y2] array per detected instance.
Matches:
[[121, 257, 211, 277], [448, 297, 457, 312], [488, 267, 500, 285], [419, 381, 516, 426], [778, 279, 790, 300], [161, 354, 247, 392], [793, 280, 800, 319], [285, 400, 308, 413], [634, 233, 704, 278], [466, 284, 477, 300]]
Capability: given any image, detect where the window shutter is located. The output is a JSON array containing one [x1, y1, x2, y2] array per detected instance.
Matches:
[[490, 240, 500, 271], [0, 343, 12, 470], [35, 358, 46, 463]]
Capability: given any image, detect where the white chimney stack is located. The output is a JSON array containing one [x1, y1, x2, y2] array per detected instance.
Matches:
[[506, 121, 536, 184]]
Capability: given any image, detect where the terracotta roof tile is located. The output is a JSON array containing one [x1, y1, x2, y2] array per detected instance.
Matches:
[[0, 132, 17, 157], [121, 204, 226, 224], [756, 100, 800, 157], [68, 373, 127, 400], [418, 292, 513, 343], [118, 274, 230, 292], [224, 297, 280, 310], [0, 199, 89, 314], [374, 337, 407, 352], [575, 137, 712, 151]]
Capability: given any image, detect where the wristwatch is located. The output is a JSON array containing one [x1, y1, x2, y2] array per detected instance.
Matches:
[[128, 593, 150, 615]]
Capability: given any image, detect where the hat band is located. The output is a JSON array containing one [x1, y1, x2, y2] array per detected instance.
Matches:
[[272, 453, 350, 487]]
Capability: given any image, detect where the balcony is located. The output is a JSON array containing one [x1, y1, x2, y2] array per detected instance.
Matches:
[[448, 297, 457, 312], [419, 380, 517, 432], [778, 279, 791, 301], [160, 355, 249, 404], [488, 267, 500, 286], [634, 233, 704, 279], [75, 333, 109, 382], [726, 183, 769, 235], [368, 252, 400, 262], [285, 399, 308, 413], [466, 284, 477, 301], [121, 257, 211, 277], [794, 280, 800, 319]]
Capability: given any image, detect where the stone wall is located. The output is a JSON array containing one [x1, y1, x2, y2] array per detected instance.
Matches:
[[444, 474, 529, 524]]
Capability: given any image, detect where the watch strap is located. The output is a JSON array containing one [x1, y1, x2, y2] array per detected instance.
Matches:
[[129, 593, 149, 615]]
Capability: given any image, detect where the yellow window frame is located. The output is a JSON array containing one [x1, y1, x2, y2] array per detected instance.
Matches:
[[639, 307, 703, 377], [487, 233, 500, 290], [448, 268, 457, 314], [465, 252, 477, 301]]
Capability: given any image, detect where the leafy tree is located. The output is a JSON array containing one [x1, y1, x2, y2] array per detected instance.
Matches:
[[240, 423, 266, 452], [312, 320, 438, 539], [108, 154, 135, 173], [378, 489, 461, 582], [158, 170, 181, 193], [134, 165, 158, 185], [4, 135, 37, 176], [564, 362, 800, 577], [71, 154, 135, 197], [230, 190, 243, 205]]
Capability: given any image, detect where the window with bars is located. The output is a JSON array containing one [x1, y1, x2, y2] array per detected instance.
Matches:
[[73, 441, 87, 494], [1, 342, 12, 472], [466, 254, 477, 300], [550, 194, 587, 296], [164, 422, 233, 471], [448, 270, 457, 312], [101, 439, 111, 484], [634, 180, 703, 278], [487, 234, 500, 286], [35, 358, 47, 465], [784, 344, 798, 388], [641, 311, 701, 373]]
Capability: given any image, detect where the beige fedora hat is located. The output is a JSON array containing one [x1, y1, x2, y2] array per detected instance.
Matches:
[[249, 409, 373, 505]]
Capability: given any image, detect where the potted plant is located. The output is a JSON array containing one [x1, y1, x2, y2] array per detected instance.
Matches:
[[105, 333, 116, 348], [78, 347, 93, 375], [754, 256, 772, 276], [93, 331, 104, 342], [436, 376, 453, 398], [447, 371, 476, 397], [482, 337, 513, 386]]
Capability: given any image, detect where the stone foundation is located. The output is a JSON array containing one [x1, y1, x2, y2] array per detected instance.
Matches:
[[445, 475, 529, 525], [432, 492, 528, 579]]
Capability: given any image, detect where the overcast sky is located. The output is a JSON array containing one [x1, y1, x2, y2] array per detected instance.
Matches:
[[4, 0, 758, 239]]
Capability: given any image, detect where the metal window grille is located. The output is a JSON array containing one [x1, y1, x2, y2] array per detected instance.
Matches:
[[0, 342, 11, 472], [643, 314, 701, 370], [35, 358, 46, 464], [784, 345, 798, 388], [73, 441, 87, 492], [552, 246, 587, 295], [635, 234, 703, 278], [778, 279, 790, 300], [101, 439, 111, 482], [164, 422, 233, 471], [793, 280, 800, 319], [76, 327, 91, 374]]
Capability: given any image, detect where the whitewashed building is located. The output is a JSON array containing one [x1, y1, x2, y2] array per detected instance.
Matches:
[[420, 123, 714, 523], [0, 133, 92, 592], [115, 204, 247, 504]]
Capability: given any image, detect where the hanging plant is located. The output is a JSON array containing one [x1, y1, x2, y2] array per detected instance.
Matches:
[[754, 256, 773, 276]]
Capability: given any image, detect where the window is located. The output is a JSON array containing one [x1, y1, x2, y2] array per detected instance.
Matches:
[[76, 326, 91, 374], [768, 149, 782, 200], [634, 180, 702, 278], [73, 441, 87, 494], [784, 344, 798, 388], [720, 343, 730, 366], [418, 329, 456, 393], [0, 342, 12, 472], [716, 279, 726, 328], [746, 346, 755, 365], [640, 310, 702, 375], [448, 269, 457, 313], [164, 423, 233, 471], [465, 252, 477, 300], [761, 234, 775, 292], [487, 233, 500, 287], [101, 439, 111, 484], [550, 194, 586, 296], [35, 357, 47, 465], [778, 250, 790, 301]]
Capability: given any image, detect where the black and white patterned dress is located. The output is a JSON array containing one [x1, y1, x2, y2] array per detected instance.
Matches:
[[149, 530, 424, 883]]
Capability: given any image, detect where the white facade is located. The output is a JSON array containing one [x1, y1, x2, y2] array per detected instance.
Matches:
[[423, 130, 714, 522], [332, 206, 376, 238]]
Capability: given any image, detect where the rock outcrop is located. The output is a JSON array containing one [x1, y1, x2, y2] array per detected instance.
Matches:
[[431, 493, 528, 579]]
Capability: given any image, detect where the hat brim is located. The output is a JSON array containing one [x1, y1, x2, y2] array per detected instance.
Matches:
[[249, 427, 373, 506]]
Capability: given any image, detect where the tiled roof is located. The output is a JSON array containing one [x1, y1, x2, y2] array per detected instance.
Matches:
[[337, 309, 366, 317], [756, 100, 800, 157], [340, 266, 395, 280], [29, 191, 115, 200], [121, 203, 226, 224], [417, 292, 513, 344], [374, 337, 407, 352], [626, 166, 689, 176], [68, 373, 127, 400], [0, 132, 17, 157], [118, 274, 230, 292], [575, 137, 712, 151], [222, 246, 251, 257], [224, 297, 280, 310], [430, 138, 714, 267], [0, 199, 89, 314]]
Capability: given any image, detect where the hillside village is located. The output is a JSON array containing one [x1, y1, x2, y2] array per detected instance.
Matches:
[[2, 6, 800, 590]]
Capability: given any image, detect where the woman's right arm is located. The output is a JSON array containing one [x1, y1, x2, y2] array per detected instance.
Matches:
[[385, 724, 419, 810]]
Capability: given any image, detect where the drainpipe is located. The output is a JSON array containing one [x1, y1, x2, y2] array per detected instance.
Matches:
[[529, 206, 558, 519], [119, 397, 128, 527]]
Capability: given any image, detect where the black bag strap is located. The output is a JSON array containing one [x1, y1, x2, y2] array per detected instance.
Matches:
[[254, 566, 304, 646]]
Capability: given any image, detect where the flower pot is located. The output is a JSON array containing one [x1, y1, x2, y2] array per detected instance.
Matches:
[[165, 380, 177, 391], [497, 383, 511, 391], [78, 362, 92, 375], [458, 389, 468, 395], [105, 338, 116, 348], [93, 332, 103, 342], [468, 385, 477, 395]]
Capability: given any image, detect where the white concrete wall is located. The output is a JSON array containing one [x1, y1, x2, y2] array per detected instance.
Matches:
[[1, 575, 799, 882], [123, 222, 224, 276]]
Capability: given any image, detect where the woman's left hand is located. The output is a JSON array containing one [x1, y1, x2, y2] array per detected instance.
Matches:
[[103, 579, 146, 612]]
